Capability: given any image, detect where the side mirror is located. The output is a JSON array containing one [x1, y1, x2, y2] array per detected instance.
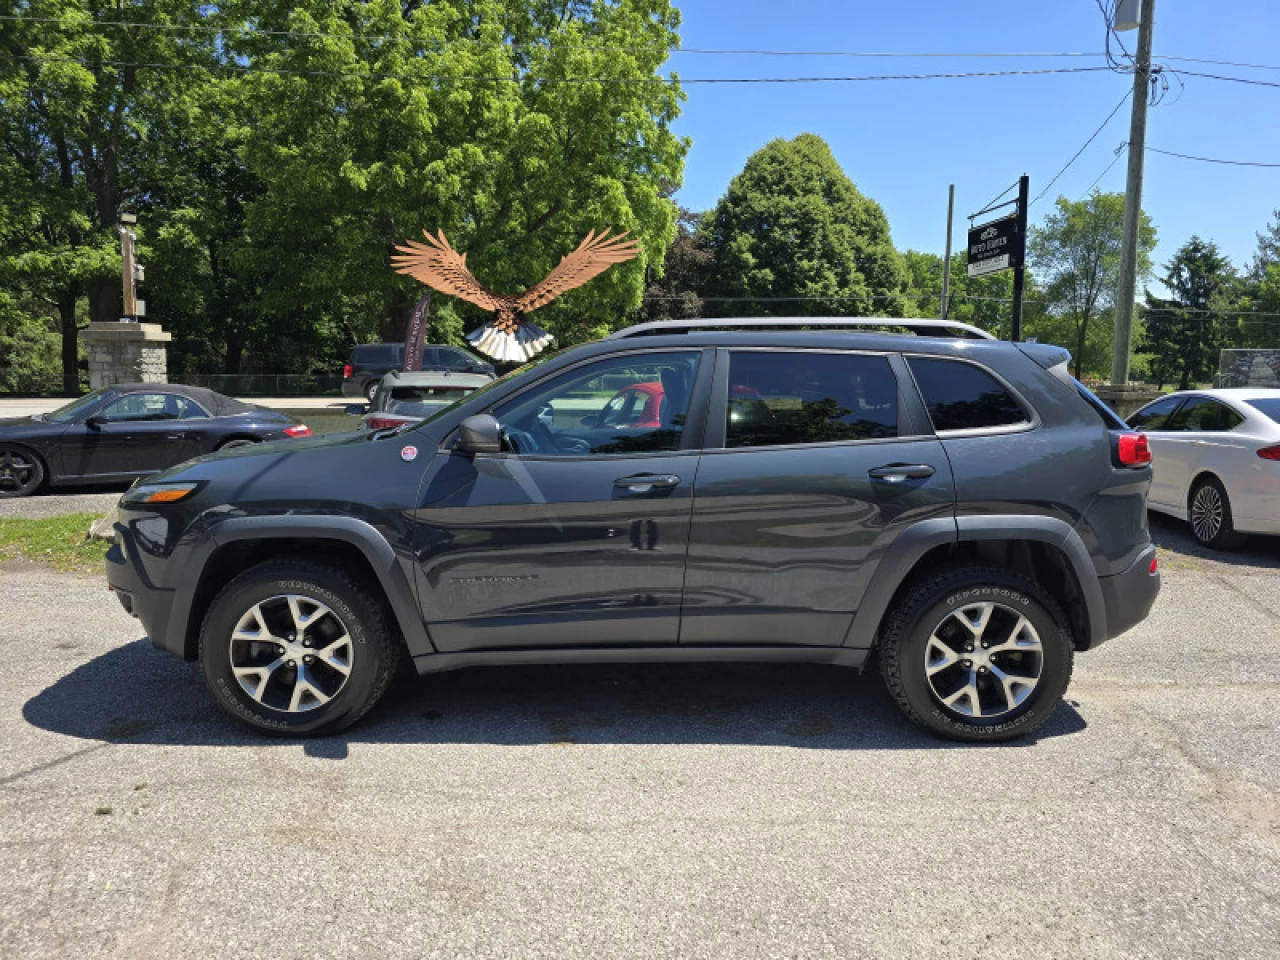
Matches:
[[343, 403, 367, 416], [456, 414, 503, 455], [85, 415, 106, 429]]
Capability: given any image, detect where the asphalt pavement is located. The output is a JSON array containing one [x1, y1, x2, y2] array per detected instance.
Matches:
[[1, 513, 1277, 959]]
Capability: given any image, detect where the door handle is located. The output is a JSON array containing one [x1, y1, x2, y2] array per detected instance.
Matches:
[[614, 473, 681, 490], [868, 463, 936, 483]]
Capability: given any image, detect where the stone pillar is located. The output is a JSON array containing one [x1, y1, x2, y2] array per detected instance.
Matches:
[[1094, 383, 1162, 419], [79, 322, 172, 390]]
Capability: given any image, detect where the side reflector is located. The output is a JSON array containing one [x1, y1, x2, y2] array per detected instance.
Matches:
[[1149, 555, 1158, 574], [284, 424, 311, 438], [1117, 432, 1151, 466], [1258, 445, 1280, 461]]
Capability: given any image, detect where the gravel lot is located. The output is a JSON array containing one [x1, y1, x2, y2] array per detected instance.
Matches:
[[1, 510, 1277, 959]]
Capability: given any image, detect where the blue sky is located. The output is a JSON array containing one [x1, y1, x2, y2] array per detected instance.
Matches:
[[669, 0, 1280, 279]]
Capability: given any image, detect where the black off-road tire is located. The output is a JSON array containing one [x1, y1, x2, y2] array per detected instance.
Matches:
[[879, 565, 1075, 742], [199, 558, 401, 736], [1188, 475, 1248, 550], [0, 444, 45, 499], [364, 380, 379, 402]]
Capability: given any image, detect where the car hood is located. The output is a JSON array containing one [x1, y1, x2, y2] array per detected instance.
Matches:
[[0, 416, 64, 438], [144, 427, 379, 482]]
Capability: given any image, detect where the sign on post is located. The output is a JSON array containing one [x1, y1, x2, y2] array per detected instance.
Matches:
[[966, 215, 1022, 278]]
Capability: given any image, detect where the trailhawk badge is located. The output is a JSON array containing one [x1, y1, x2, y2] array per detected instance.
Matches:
[[400, 445, 419, 462]]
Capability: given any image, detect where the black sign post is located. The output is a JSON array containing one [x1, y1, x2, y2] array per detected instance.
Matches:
[[966, 174, 1029, 340]]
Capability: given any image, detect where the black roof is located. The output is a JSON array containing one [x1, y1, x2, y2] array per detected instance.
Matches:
[[109, 383, 256, 417]]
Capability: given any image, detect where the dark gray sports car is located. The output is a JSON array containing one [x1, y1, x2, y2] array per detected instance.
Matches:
[[0, 384, 310, 498]]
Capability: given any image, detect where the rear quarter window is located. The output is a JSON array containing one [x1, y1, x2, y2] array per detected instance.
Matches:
[[906, 357, 1029, 433]]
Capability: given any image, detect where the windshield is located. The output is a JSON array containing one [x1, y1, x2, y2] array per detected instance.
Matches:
[[43, 389, 109, 423], [1245, 398, 1280, 423]]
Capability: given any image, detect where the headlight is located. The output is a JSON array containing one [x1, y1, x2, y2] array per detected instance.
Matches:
[[120, 482, 201, 506]]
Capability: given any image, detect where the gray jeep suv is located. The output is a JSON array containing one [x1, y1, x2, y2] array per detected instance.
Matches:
[[105, 319, 1160, 741]]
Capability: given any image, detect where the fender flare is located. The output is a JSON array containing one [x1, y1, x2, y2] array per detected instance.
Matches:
[[845, 515, 1106, 650], [169, 515, 433, 659]]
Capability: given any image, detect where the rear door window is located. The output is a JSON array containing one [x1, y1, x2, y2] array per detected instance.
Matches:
[[1165, 396, 1244, 432], [906, 357, 1029, 433], [724, 351, 899, 448], [1127, 395, 1184, 431]]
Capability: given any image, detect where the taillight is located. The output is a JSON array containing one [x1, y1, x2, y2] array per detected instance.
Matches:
[[1116, 432, 1151, 466], [366, 416, 405, 431], [1258, 445, 1280, 461], [283, 424, 311, 438], [343, 364, 353, 379]]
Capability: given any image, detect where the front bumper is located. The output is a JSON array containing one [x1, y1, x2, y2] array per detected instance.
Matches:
[[1097, 543, 1161, 643], [105, 524, 185, 659]]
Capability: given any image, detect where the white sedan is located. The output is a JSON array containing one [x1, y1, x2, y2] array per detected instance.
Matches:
[[1127, 388, 1280, 548]]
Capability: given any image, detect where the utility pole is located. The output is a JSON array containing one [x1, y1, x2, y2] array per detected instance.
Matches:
[[1110, 0, 1155, 385], [118, 212, 138, 321], [1011, 174, 1029, 341], [941, 184, 955, 320]]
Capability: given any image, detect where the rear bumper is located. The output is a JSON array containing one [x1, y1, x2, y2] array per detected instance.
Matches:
[[340, 379, 365, 398], [1096, 543, 1160, 644]]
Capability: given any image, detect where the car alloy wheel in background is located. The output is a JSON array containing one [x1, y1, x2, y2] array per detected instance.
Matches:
[[0, 445, 44, 498]]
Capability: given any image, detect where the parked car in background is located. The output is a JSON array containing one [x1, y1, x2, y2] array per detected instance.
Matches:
[[106, 318, 1160, 742], [1126, 388, 1280, 548], [341, 343, 495, 401], [0, 384, 310, 498], [345, 370, 494, 431]]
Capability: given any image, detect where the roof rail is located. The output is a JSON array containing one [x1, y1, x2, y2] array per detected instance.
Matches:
[[606, 317, 996, 341]]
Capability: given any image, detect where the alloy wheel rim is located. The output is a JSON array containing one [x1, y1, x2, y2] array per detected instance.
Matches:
[[924, 601, 1043, 720], [1191, 485, 1223, 543], [0, 449, 37, 492], [228, 595, 354, 713]]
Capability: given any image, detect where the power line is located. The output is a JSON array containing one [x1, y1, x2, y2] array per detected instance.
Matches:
[[1079, 143, 1129, 197], [1172, 69, 1280, 89], [2, 54, 1115, 85], [1162, 55, 1280, 72], [1147, 146, 1280, 168], [1030, 87, 1132, 206], [0, 15, 1111, 57]]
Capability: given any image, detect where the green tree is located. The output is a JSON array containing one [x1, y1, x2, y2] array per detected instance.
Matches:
[[1140, 237, 1238, 389], [0, 0, 220, 391], [1028, 191, 1156, 379], [229, 0, 687, 357], [900, 250, 1050, 341], [701, 134, 906, 316], [631, 207, 712, 323]]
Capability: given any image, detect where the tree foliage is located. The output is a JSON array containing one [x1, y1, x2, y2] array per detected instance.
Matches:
[[1, 1, 687, 388], [700, 134, 906, 317], [1140, 237, 1238, 389], [1028, 191, 1156, 379]]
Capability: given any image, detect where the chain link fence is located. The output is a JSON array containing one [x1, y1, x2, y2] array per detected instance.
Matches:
[[1215, 349, 1280, 388]]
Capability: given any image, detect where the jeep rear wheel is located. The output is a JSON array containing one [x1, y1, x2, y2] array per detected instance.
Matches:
[[199, 559, 400, 736], [879, 566, 1074, 742]]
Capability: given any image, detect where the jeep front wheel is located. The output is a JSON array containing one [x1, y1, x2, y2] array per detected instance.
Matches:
[[199, 559, 400, 736], [879, 566, 1074, 742]]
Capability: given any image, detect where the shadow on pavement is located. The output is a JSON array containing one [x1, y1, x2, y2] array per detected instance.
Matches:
[[1149, 513, 1280, 569], [22, 638, 1086, 759]]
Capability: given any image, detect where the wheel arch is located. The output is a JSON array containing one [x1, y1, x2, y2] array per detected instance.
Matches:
[[174, 516, 432, 662], [847, 516, 1107, 652], [1187, 469, 1225, 510], [216, 435, 261, 450]]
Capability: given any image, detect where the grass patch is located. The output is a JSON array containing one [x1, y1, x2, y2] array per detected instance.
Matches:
[[0, 512, 111, 573]]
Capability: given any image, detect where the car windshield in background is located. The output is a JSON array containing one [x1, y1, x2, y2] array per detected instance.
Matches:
[[1245, 398, 1280, 423], [42, 389, 108, 422]]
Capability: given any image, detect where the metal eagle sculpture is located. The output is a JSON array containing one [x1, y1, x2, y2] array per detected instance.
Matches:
[[391, 228, 641, 363]]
